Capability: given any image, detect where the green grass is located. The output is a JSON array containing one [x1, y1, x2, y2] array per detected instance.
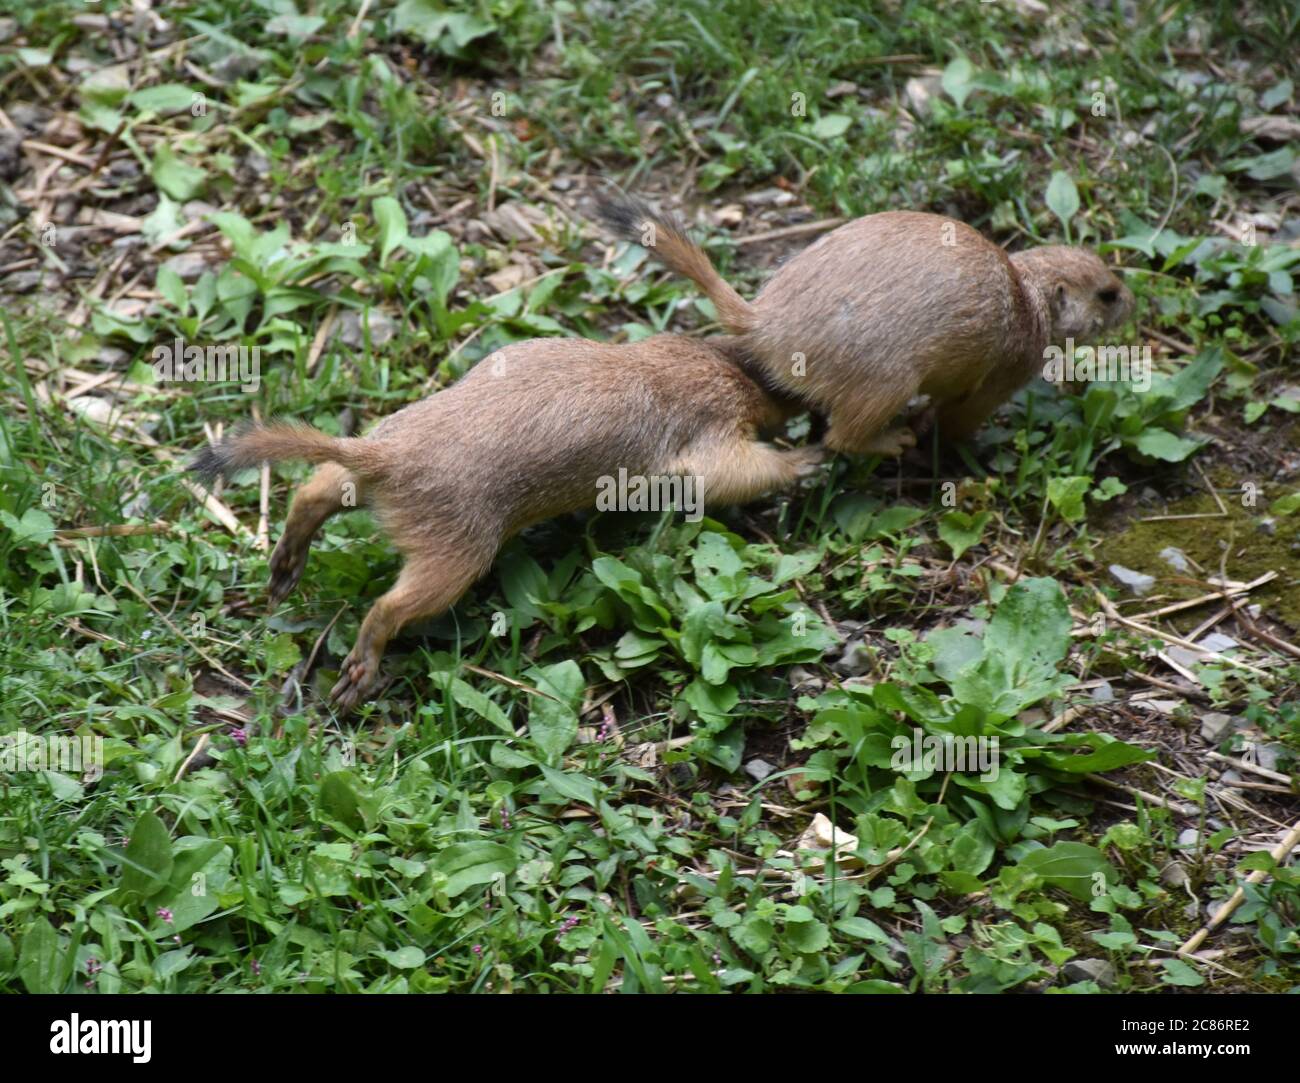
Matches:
[[0, 0, 1298, 993]]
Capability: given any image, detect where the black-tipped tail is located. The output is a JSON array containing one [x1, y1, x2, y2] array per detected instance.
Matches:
[[189, 442, 231, 486], [592, 190, 683, 246]]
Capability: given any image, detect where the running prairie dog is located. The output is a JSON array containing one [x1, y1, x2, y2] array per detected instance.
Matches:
[[191, 334, 819, 710], [596, 197, 1135, 454]]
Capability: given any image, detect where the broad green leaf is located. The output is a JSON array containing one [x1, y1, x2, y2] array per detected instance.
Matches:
[[18, 918, 62, 994], [121, 811, 174, 897], [938, 511, 990, 559], [373, 196, 408, 267], [1046, 476, 1091, 521], [318, 772, 363, 830], [1045, 170, 1080, 232], [525, 660, 584, 764], [539, 765, 598, 806], [432, 842, 517, 897], [129, 84, 196, 113], [1041, 735, 1153, 774], [1018, 842, 1116, 901], [1132, 428, 1202, 462], [151, 144, 206, 201], [0, 507, 56, 547], [158, 839, 232, 934], [1160, 957, 1205, 987], [811, 113, 852, 139], [942, 56, 975, 108], [983, 577, 1072, 670], [1272, 490, 1300, 516], [379, 946, 426, 969], [450, 678, 514, 734]]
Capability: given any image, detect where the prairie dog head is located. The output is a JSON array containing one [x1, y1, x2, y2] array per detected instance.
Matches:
[[1011, 246, 1135, 343]]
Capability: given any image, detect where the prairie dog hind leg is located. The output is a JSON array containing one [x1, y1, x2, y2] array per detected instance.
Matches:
[[268, 463, 359, 609], [667, 434, 823, 508]]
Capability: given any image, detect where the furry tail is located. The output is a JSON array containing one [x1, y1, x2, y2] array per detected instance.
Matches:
[[190, 422, 385, 484], [593, 192, 756, 334]]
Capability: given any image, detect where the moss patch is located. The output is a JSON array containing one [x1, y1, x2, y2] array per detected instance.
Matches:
[[1094, 472, 1300, 632]]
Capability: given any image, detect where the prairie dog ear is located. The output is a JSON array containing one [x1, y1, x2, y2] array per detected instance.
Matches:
[[1052, 282, 1067, 317]]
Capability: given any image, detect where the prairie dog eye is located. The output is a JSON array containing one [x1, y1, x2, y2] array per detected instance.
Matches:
[[1097, 288, 1119, 304]]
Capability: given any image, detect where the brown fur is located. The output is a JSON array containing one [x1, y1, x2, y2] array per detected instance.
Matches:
[[597, 199, 1135, 449], [192, 334, 817, 710]]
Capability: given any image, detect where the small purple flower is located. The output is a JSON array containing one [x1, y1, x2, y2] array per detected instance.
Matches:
[[472, 944, 483, 957], [250, 957, 261, 976], [500, 808, 511, 830], [156, 907, 173, 923], [85, 957, 102, 976], [230, 727, 247, 747]]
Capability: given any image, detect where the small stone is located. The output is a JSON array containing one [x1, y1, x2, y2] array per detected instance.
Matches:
[[1177, 828, 1200, 848], [1062, 959, 1116, 987], [211, 51, 265, 85], [1257, 517, 1277, 536], [0, 129, 20, 181], [1159, 546, 1190, 569], [3, 270, 42, 293], [7, 103, 50, 131], [1160, 862, 1189, 889], [1167, 645, 1203, 669], [1245, 742, 1285, 772], [161, 252, 209, 281], [744, 758, 774, 782], [741, 187, 796, 207], [903, 75, 942, 116], [1158, 546, 1190, 572], [1200, 712, 1236, 742], [1090, 681, 1114, 703], [788, 665, 823, 693], [182, 200, 219, 222], [1197, 632, 1238, 654], [1109, 564, 1155, 596], [336, 308, 397, 348], [832, 641, 873, 677]]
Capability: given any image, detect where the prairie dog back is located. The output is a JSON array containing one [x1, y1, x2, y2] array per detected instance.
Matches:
[[745, 212, 1036, 406], [596, 196, 1133, 453]]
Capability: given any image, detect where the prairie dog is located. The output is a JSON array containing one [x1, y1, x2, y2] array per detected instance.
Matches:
[[191, 334, 819, 710], [596, 197, 1135, 453]]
